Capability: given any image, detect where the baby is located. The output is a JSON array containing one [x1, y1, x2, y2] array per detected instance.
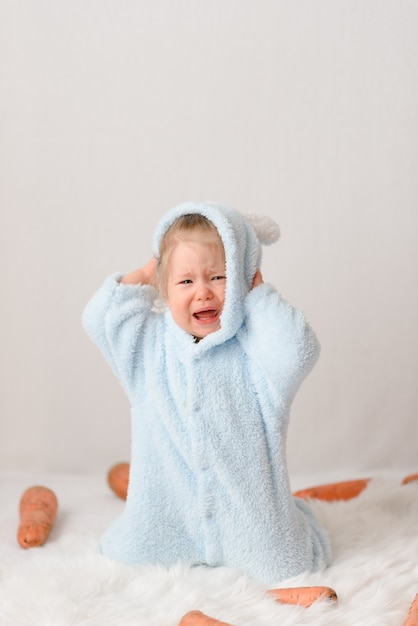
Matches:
[[82, 202, 331, 585]]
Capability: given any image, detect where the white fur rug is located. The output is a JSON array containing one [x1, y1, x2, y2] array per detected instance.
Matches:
[[1, 473, 418, 625]]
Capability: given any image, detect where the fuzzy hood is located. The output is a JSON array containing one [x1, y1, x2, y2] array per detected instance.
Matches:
[[153, 201, 280, 348]]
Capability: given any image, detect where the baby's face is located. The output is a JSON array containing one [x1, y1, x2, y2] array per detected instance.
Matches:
[[165, 239, 226, 339]]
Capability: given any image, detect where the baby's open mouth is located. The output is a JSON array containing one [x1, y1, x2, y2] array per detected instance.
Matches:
[[193, 309, 219, 323]]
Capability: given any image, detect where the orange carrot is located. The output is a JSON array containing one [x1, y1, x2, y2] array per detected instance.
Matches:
[[402, 473, 418, 486], [268, 586, 338, 607], [179, 610, 234, 626], [293, 478, 370, 502], [403, 594, 418, 626], [17, 486, 58, 548], [108, 462, 130, 500]]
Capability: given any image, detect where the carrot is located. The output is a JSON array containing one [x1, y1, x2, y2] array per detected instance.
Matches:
[[293, 478, 370, 502], [267, 586, 338, 607], [179, 610, 234, 626], [107, 462, 130, 500], [17, 486, 58, 548], [402, 473, 418, 486], [403, 594, 418, 626]]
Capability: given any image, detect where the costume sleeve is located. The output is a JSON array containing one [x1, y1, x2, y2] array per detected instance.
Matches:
[[82, 273, 158, 399], [239, 283, 320, 406]]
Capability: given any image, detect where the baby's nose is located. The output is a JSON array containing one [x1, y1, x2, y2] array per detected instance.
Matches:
[[196, 284, 213, 299]]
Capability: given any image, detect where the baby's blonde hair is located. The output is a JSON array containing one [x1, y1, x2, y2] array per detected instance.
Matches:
[[158, 214, 225, 296]]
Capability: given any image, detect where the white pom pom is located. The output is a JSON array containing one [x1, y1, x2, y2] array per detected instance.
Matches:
[[244, 214, 280, 245]]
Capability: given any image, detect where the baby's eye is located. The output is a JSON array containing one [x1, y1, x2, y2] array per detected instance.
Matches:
[[180, 279, 193, 284], [212, 275, 226, 281]]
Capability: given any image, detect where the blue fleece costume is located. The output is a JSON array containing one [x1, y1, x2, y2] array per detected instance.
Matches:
[[82, 202, 331, 585]]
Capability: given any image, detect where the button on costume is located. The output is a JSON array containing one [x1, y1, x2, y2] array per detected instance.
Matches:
[[82, 202, 331, 585]]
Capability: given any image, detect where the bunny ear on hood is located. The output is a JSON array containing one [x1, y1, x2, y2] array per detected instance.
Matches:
[[244, 214, 280, 246], [153, 202, 280, 348]]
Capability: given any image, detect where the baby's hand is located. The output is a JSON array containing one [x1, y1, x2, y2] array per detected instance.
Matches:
[[120, 258, 158, 286], [252, 268, 263, 289], [141, 258, 158, 286]]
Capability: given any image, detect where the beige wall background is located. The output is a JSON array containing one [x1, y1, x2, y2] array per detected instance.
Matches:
[[1, 1, 417, 478]]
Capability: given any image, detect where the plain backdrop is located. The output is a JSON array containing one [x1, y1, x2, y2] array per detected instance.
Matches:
[[1, 1, 417, 478]]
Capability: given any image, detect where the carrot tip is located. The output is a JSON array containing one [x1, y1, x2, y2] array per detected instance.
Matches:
[[402, 472, 418, 485], [179, 609, 234, 625], [293, 479, 370, 502], [403, 593, 418, 626], [107, 462, 130, 500], [17, 486, 58, 549], [267, 585, 338, 607]]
